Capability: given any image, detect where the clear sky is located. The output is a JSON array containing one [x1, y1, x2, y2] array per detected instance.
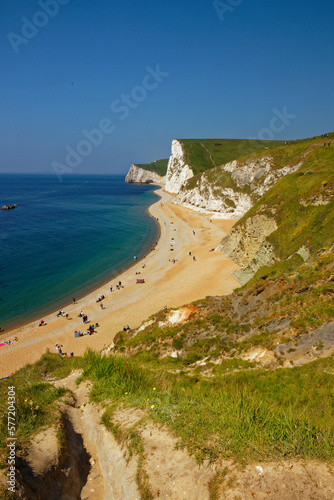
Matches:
[[1, 0, 333, 175]]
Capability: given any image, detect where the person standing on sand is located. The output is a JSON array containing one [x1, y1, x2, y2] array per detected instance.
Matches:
[[73, 297, 76, 303]]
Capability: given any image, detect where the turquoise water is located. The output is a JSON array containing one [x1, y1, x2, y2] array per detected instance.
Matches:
[[0, 175, 159, 330]]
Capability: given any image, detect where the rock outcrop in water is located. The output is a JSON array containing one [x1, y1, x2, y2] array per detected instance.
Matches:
[[1, 204, 17, 210]]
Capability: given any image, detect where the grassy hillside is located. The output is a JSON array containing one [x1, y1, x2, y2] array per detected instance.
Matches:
[[179, 138, 283, 175], [106, 243, 334, 466], [0, 353, 74, 463], [235, 138, 334, 260], [136, 158, 169, 177]]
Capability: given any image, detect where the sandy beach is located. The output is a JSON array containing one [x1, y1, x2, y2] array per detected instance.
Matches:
[[0, 188, 239, 378]]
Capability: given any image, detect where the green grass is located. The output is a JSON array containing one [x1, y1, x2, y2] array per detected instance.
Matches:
[[0, 352, 77, 464], [234, 140, 334, 262], [181, 138, 313, 195], [136, 158, 169, 176], [115, 324, 182, 349], [178, 139, 283, 175], [80, 349, 334, 464]]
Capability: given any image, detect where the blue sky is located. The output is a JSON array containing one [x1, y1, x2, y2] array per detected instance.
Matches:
[[1, 0, 333, 175]]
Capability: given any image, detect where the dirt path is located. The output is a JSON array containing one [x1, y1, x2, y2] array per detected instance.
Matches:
[[54, 371, 215, 499], [54, 371, 139, 500]]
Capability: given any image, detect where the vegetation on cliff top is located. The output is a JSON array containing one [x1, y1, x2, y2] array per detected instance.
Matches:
[[178, 138, 283, 176], [135, 158, 169, 177], [136, 138, 283, 180], [182, 134, 333, 197]]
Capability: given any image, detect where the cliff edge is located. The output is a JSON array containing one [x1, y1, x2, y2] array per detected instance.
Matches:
[[165, 140, 194, 193], [125, 164, 165, 185]]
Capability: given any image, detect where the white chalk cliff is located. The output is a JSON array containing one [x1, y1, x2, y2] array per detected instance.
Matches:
[[165, 140, 194, 193], [125, 164, 165, 185], [126, 142, 300, 220], [173, 155, 300, 218]]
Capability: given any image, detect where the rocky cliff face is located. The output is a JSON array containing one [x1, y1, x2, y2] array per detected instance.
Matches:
[[216, 215, 278, 285], [165, 140, 194, 194], [125, 164, 165, 185], [173, 155, 300, 218], [174, 173, 253, 219]]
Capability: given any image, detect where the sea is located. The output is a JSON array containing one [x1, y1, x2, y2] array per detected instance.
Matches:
[[0, 174, 159, 331]]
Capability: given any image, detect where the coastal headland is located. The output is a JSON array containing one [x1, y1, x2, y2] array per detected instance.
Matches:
[[0, 187, 239, 378]]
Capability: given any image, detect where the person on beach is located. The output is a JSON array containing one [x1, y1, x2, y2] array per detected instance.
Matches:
[[56, 344, 63, 355], [73, 297, 76, 303], [100, 303, 104, 309], [110, 285, 113, 292]]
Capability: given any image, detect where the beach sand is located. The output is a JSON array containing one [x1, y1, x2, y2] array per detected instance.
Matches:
[[0, 189, 240, 378]]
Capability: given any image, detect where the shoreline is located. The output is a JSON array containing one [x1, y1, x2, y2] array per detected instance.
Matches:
[[0, 189, 240, 378], [0, 185, 162, 334]]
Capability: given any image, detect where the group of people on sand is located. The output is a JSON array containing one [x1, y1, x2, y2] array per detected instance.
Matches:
[[55, 343, 73, 357], [56, 309, 71, 320], [79, 311, 89, 323], [110, 281, 123, 292], [55, 309, 72, 320], [75, 310, 100, 337], [1, 337, 18, 345]]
